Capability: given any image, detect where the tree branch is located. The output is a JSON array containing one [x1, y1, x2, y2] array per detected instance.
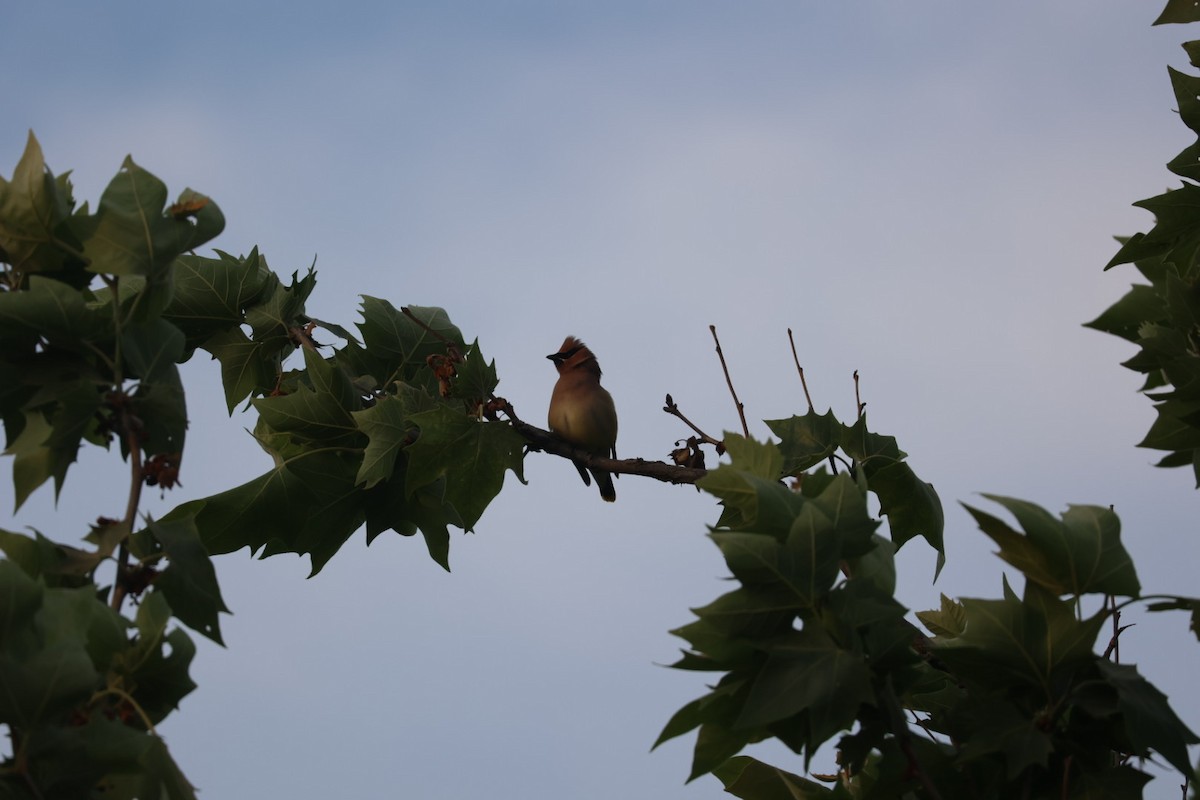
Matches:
[[508, 417, 708, 486]]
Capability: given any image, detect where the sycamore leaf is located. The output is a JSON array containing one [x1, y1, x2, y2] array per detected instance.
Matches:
[[712, 755, 834, 799], [451, 338, 500, 402], [167, 450, 366, 576], [917, 594, 967, 638], [0, 131, 85, 275], [1083, 284, 1165, 342], [1095, 660, 1198, 777], [110, 591, 197, 725], [1156, 0, 1200, 24], [203, 326, 277, 412], [75, 157, 223, 278], [0, 274, 112, 343], [765, 410, 840, 476], [966, 496, 1140, 597], [1144, 595, 1200, 641], [405, 405, 525, 531], [736, 625, 873, 742], [253, 347, 361, 447], [146, 516, 229, 645], [0, 562, 103, 728], [933, 579, 1104, 696], [0, 528, 99, 587], [868, 460, 944, 562], [164, 249, 267, 351]]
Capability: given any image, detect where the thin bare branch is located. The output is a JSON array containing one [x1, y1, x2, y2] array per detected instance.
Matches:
[[710, 325, 749, 437], [787, 328, 815, 413], [663, 394, 724, 450]]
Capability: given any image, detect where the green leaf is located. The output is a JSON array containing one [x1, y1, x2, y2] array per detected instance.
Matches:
[[253, 346, 362, 447], [1144, 595, 1200, 641], [933, 579, 1105, 696], [0, 528, 99, 587], [75, 157, 223, 278], [1156, 0, 1200, 25], [868, 460, 944, 561], [164, 249, 268, 351], [966, 496, 1140, 597], [736, 625, 873, 742], [352, 394, 415, 488], [451, 338, 499, 402], [145, 516, 229, 645], [203, 326, 276, 412], [0, 562, 102, 728], [168, 449, 365, 576], [712, 755, 835, 799], [0, 274, 112, 343], [1107, 182, 1200, 271], [1084, 284, 1165, 342], [1094, 660, 1198, 777], [109, 591, 197, 725], [344, 298, 464, 389], [0, 131, 86, 275], [765, 410, 840, 475], [916, 594, 967, 638], [404, 405, 525, 531]]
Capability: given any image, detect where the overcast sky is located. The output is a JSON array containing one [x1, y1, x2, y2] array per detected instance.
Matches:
[[5, 3, 1200, 798]]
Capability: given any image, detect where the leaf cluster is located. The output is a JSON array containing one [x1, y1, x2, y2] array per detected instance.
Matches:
[[660, 414, 1197, 799], [1090, 26, 1200, 486], [0, 133, 525, 796]]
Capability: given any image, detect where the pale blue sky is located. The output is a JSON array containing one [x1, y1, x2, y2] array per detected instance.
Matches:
[[4, 3, 1199, 798]]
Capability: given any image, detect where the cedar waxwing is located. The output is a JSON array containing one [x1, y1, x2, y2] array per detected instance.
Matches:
[[547, 336, 619, 502]]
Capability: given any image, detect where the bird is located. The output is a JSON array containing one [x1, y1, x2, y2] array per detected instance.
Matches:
[[547, 335, 619, 502]]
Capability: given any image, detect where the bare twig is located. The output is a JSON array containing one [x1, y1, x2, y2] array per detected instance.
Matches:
[[662, 394, 724, 450], [710, 325, 749, 437], [787, 328, 815, 413], [853, 370, 865, 418]]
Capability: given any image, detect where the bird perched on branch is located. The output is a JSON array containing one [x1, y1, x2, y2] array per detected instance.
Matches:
[[547, 336, 618, 502]]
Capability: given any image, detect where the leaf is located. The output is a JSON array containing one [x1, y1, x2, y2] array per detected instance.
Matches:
[[712, 755, 835, 799], [0, 274, 112, 343], [765, 410, 840, 475], [933, 579, 1105, 695], [916, 594, 967, 638], [253, 346, 362, 447], [736, 625, 873, 742], [1155, 0, 1200, 25], [344, 298, 464, 389], [167, 449, 366, 576], [1084, 284, 1165, 342], [1094, 660, 1199, 777], [451, 338, 500, 402], [164, 249, 267, 351], [405, 405, 524, 531], [0, 561, 103, 728], [0, 528, 99, 587], [111, 591, 197, 725], [1144, 595, 1200, 641], [352, 395, 415, 488], [868, 460, 944, 561], [75, 157, 223, 278], [966, 496, 1140, 597], [0, 131, 85, 275], [203, 326, 277, 412], [145, 516, 229, 645]]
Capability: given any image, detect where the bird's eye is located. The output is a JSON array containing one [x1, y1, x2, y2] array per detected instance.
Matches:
[[561, 346, 582, 358]]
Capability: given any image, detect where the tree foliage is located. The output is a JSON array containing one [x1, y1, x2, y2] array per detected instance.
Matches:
[[3, 5, 1200, 798]]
